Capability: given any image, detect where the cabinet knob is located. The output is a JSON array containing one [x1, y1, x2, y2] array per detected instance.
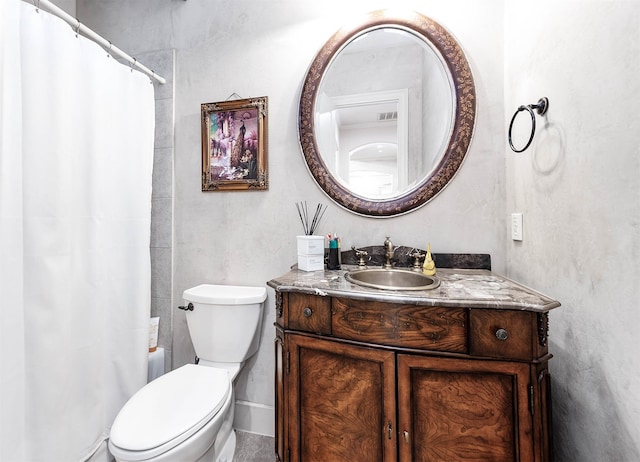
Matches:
[[495, 328, 509, 341], [303, 307, 313, 318]]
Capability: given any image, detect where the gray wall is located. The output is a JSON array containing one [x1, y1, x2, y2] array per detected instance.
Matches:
[[504, 2, 640, 460], [76, 0, 640, 457], [144, 49, 175, 374], [50, 0, 75, 16]]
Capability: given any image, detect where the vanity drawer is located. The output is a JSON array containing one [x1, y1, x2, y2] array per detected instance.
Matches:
[[469, 309, 548, 361], [288, 293, 332, 335], [331, 298, 467, 353]]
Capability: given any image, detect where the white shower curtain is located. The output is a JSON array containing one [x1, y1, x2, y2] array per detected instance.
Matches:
[[0, 1, 155, 461]]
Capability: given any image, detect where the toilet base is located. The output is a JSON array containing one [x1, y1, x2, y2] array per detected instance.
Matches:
[[211, 388, 236, 462], [196, 387, 236, 462], [211, 430, 236, 462]]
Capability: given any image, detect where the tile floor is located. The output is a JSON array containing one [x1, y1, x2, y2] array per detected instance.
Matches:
[[234, 431, 274, 461]]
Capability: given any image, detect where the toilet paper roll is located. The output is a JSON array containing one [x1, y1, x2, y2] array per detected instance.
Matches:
[[148, 347, 165, 382]]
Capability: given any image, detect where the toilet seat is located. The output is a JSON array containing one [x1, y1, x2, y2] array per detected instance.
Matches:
[[109, 364, 230, 460]]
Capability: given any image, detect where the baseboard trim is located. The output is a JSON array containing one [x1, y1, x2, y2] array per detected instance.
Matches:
[[233, 400, 274, 437]]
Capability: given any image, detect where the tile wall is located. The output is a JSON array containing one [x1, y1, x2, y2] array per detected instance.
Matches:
[[141, 49, 175, 373]]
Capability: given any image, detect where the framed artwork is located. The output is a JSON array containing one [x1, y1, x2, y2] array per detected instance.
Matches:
[[201, 96, 268, 191]]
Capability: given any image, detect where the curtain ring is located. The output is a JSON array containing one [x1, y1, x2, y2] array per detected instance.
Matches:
[[508, 97, 549, 153], [32, 0, 40, 12], [106, 41, 112, 58], [129, 58, 137, 73], [74, 19, 81, 38]]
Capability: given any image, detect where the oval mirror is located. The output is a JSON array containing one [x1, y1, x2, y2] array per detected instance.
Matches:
[[299, 10, 476, 217]]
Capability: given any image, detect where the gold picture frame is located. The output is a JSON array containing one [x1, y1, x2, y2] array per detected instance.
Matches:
[[201, 96, 268, 191]]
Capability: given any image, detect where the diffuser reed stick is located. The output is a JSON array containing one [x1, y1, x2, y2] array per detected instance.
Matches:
[[295, 201, 327, 235]]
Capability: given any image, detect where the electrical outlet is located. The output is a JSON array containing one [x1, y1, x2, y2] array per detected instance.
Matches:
[[511, 213, 523, 241]]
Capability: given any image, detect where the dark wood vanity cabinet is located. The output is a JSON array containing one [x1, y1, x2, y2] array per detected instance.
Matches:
[[274, 291, 553, 462]]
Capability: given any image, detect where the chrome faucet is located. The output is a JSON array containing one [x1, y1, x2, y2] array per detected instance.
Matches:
[[383, 236, 394, 269]]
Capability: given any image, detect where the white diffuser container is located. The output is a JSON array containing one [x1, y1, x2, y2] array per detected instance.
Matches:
[[297, 235, 325, 255], [297, 235, 324, 271]]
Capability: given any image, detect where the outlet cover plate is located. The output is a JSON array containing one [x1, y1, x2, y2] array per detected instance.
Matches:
[[511, 213, 523, 241]]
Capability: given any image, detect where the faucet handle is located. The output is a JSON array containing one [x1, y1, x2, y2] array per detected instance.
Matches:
[[409, 249, 426, 272], [384, 235, 393, 250], [351, 245, 369, 268]]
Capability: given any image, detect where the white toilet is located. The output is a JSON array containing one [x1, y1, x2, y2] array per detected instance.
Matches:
[[109, 284, 267, 462]]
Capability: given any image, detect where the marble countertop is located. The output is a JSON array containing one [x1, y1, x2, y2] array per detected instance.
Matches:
[[267, 266, 561, 312]]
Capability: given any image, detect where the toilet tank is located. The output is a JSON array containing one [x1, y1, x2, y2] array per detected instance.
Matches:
[[182, 284, 267, 364]]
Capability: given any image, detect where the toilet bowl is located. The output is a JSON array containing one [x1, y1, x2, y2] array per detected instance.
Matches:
[[109, 284, 267, 462], [109, 364, 233, 462]]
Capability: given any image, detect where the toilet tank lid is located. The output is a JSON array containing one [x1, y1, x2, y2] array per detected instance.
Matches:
[[183, 284, 267, 305]]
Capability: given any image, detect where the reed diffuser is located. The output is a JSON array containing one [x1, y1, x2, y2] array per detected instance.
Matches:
[[295, 201, 327, 236], [295, 202, 327, 271]]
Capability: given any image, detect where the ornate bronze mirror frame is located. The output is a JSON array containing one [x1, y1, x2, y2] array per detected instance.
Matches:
[[299, 10, 476, 217]]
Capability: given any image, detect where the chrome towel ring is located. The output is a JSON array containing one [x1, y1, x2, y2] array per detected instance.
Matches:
[[508, 97, 549, 153]]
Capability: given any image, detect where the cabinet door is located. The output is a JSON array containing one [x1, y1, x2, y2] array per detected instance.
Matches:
[[397, 355, 533, 462], [287, 334, 397, 462]]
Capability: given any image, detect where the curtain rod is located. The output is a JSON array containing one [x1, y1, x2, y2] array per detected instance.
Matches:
[[26, 0, 166, 84]]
